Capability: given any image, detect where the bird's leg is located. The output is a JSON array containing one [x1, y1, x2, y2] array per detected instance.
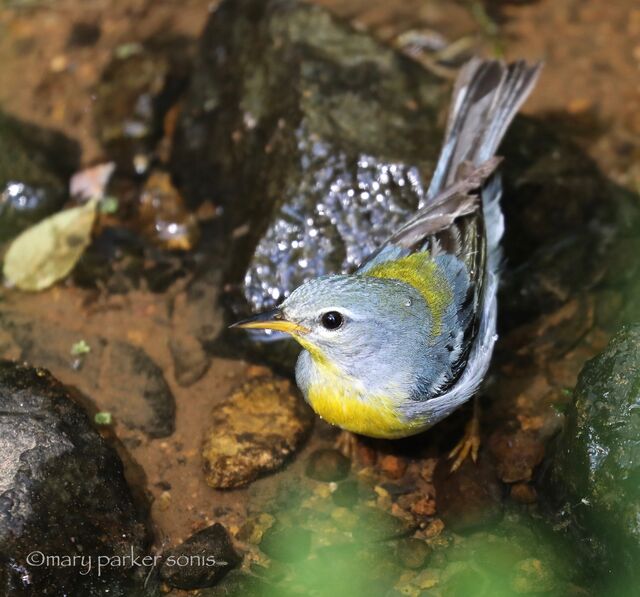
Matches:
[[448, 396, 481, 472], [334, 430, 360, 461]]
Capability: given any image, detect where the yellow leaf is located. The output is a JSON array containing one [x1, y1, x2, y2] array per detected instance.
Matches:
[[3, 199, 97, 291]]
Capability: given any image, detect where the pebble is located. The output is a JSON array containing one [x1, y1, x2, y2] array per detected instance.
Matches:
[[379, 454, 408, 479], [260, 523, 312, 563], [510, 483, 538, 504], [305, 448, 350, 482], [160, 523, 241, 590], [396, 538, 431, 569]]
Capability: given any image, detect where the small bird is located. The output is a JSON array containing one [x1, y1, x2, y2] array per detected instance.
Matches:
[[232, 58, 541, 469]]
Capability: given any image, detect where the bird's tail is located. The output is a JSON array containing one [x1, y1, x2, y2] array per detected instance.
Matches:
[[426, 59, 542, 259]]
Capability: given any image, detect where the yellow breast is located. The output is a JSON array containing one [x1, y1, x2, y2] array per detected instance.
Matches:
[[306, 369, 412, 439]]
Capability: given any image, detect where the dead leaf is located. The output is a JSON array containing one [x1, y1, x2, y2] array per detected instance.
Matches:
[[3, 199, 97, 291]]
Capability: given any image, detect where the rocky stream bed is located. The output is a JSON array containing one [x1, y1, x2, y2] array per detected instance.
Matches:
[[0, 0, 639, 595]]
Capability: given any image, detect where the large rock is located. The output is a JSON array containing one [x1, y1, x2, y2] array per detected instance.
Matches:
[[0, 111, 79, 242], [171, 0, 444, 316], [544, 324, 640, 591], [0, 361, 152, 595]]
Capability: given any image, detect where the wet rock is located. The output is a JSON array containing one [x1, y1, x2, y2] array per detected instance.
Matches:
[[331, 479, 375, 508], [305, 448, 350, 482], [0, 361, 151, 596], [544, 324, 640, 587], [159, 523, 241, 590], [94, 47, 165, 175], [94, 42, 188, 175], [0, 111, 79, 242], [260, 522, 311, 563], [171, 0, 444, 314], [169, 333, 210, 387], [395, 537, 431, 569], [434, 455, 503, 533], [489, 430, 545, 483], [498, 115, 628, 330], [379, 454, 408, 479], [202, 377, 313, 488], [352, 507, 414, 542], [138, 170, 199, 251], [0, 313, 176, 437], [511, 558, 557, 594], [510, 483, 537, 505]]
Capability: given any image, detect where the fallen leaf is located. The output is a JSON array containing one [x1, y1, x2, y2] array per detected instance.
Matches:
[[3, 199, 97, 291]]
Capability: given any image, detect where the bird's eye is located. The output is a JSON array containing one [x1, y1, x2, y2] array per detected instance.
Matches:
[[321, 311, 344, 330]]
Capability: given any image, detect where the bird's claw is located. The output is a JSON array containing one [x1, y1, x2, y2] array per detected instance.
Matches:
[[448, 412, 481, 473]]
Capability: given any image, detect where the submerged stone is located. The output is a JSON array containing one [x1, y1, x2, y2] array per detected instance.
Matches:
[[0, 312, 176, 438], [159, 523, 241, 589], [0, 111, 79, 242], [544, 324, 640, 591], [0, 361, 151, 595]]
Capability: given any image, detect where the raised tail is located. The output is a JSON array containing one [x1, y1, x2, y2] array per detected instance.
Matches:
[[427, 58, 542, 199]]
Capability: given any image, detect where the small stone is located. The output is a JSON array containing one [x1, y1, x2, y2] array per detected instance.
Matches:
[[511, 558, 557, 594], [379, 454, 408, 479], [138, 170, 200, 251], [489, 430, 545, 483], [160, 523, 241, 590], [260, 523, 311, 563], [355, 441, 378, 466], [410, 497, 437, 518], [236, 513, 275, 545], [203, 377, 313, 489], [510, 483, 537, 504], [424, 519, 445, 539], [413, 568, 440, 590], [396, 538, 431, 569], [419, 458, 438, 482], [331, 507, 358, 531], [353, 507, 415, 542], [434, 456, 503, 533], [158, 490, 172, 511], [567, 98, 593, 114], [169, 333, 210, 387], [332, 480, 360, 507], [305, 449, 350, 482]]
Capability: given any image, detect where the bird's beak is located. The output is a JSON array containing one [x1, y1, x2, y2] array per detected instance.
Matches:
[[229, 308, 309, 335]]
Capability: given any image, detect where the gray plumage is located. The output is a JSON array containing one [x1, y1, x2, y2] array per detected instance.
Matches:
[[253, 59, 542, 435]]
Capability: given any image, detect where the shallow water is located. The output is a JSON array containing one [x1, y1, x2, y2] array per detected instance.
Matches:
[[0, 1, 639, 596]]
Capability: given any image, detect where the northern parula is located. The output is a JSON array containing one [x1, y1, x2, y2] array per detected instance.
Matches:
[[233, 59, 541, 462]]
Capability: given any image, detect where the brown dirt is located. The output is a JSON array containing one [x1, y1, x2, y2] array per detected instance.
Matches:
[[0, 0, 638, 589]]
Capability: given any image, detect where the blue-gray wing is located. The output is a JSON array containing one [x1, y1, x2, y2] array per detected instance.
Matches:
[[360, 58, 541, 408]]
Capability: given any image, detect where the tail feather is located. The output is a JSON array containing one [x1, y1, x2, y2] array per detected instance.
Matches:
[[426, 58, 542, 200]]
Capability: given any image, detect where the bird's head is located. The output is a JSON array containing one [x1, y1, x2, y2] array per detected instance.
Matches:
[[231, 274, 429, 372]]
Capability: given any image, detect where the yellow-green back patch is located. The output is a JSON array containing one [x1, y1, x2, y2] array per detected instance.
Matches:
[[364, 252, 452, 336]]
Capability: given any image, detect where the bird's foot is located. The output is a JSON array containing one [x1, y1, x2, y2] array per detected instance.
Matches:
[[448, 399, 481, 473], [335, 430, 359, 461]]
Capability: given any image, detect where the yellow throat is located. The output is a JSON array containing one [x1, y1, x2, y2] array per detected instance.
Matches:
[[296, 336, 410, 438]]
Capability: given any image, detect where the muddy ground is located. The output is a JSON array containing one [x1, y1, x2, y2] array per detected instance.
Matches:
[[0, 0, 639, 595]]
